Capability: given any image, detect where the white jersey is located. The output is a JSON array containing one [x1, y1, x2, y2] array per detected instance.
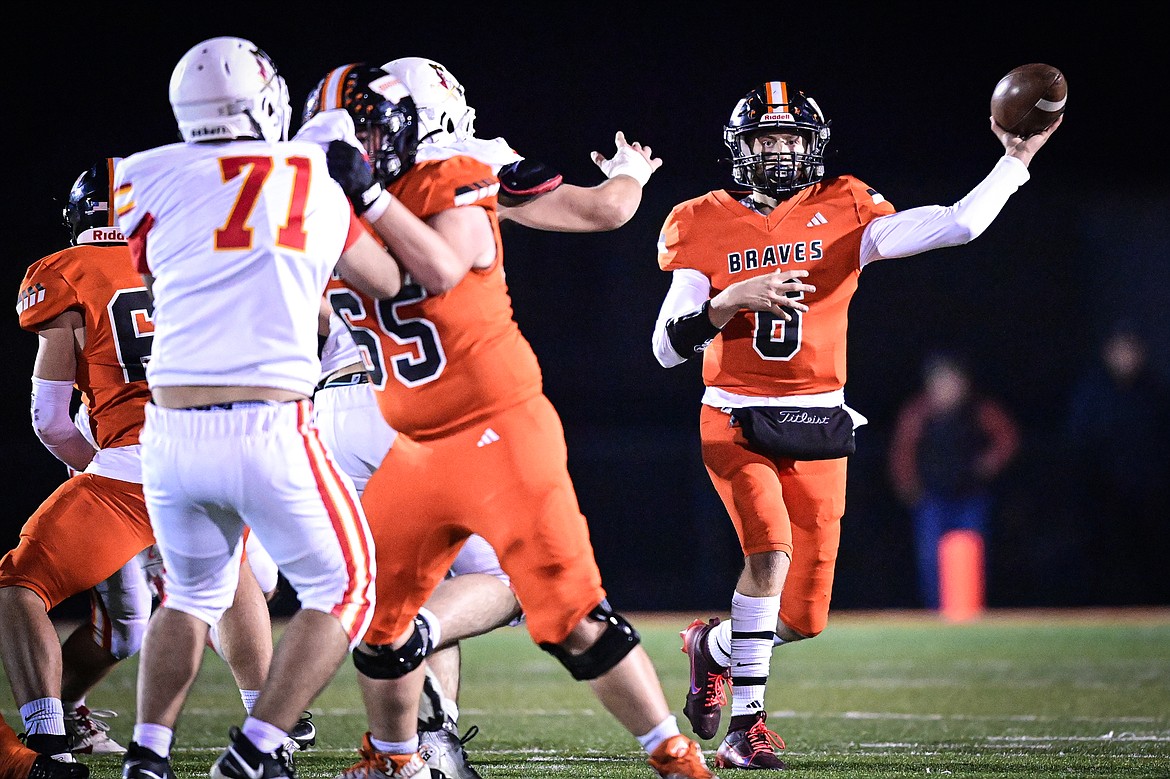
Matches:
[[319, 309, 364, 376], [115, 139, 356, 396]]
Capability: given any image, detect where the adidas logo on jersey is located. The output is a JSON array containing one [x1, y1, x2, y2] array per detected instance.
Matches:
[[476, 428, 500, 448], [806, 212, 828, 227]]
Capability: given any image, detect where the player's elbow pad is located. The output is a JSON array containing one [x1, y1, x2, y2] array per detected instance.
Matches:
[[664, 301, 720, 361], [497, 159, 563, 206]]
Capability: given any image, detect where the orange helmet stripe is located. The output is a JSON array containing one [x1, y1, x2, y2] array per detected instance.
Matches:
[[319, 64, 360, 112], [764, 81, 789, 109], [104, 158, 118, 227]]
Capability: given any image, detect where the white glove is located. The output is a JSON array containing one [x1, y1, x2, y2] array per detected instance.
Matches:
[[294, 109, 362, 152], [592, 134, 655, 186], [298, 110, 392, 222]]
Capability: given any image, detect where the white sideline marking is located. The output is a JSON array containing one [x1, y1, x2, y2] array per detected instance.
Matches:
[[187, 706, 1160, 727]]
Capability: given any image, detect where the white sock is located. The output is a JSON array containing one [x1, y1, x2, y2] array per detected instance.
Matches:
[[707, 620, 733, 668], [371, 733, 419, 755], [708, 614, 788, 664], [636, 715, 681, 754], [729, 590, 779, 720], [442, 696, 460, 725], [20, 697, 65, 736], [132, 723, 174, 758], [241, 717, 287, 754], [239, 689, 261, 715]]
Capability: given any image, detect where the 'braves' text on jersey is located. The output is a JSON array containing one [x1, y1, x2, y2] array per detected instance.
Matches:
[[657, 179, 894, 397]]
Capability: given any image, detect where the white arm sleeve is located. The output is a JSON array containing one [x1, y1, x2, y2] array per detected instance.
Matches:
[[859, 155, 1030, 267], [652, 268, 712, 368], [31, 377, 96, 471]]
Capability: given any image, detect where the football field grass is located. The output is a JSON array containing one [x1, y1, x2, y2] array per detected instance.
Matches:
[[4, 609, 1169, 778]]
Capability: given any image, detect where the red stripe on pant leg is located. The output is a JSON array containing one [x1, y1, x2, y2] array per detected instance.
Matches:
[[296, 400, 373, 641]]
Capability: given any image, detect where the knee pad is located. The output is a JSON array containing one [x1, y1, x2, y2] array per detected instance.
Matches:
[[352, 615, 434, 679], [539, 602, 641, 681]]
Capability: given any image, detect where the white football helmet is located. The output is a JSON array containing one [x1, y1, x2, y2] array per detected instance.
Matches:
[[169, 36, 291, 143], [381, 57, 476, 146]]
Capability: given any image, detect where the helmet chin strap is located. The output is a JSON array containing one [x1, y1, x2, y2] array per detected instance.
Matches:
[[245, 111, 263, 139]]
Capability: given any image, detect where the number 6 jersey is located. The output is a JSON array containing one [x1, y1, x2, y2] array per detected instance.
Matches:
[[17, 242, 151, 451], [656, 177, 894, 397], [326, 155, 543, 440]]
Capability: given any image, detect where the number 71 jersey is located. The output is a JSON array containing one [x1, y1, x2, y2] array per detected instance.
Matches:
[[114, 140, 354, 396], [656, 177, 894, 397]]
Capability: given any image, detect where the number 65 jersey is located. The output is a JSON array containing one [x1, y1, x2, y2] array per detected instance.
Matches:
[[114, 139, 356, 397], [657, 178, 894, 398], [17, 242, 152, 451], [327, 155, 543, 440]]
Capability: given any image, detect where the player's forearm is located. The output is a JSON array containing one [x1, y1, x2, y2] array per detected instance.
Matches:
[[369, 196, 466, 294], [31, 377, 96, 471], [652, 269, 714, 366], [860, 156, 1030, 265]]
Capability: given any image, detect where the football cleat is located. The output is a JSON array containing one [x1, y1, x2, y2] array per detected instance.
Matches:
[[19, 734, 76, 765], [121, 742, 174, 779], [26, 755, 90, 779], [289, 711, 316, 750], [418, 716, 480, 779], [65, 706, 126, 754], [648, 734, 717, 779], [209, 727, 294, 779], [681, 618, 732, 740], [714, 713, 786, 770], [337, 733, 441, 779]]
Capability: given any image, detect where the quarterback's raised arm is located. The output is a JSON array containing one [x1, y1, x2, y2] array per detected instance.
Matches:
[[860, 115, 1062, 267]]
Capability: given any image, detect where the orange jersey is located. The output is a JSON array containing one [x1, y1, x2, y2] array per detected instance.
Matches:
[[657, 178, 895, 396], [16, 244, 152, 449], [326, 156, 542, 439]]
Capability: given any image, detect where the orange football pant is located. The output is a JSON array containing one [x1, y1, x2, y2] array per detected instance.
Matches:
[[361, 393, 605, 647], [699, 404, 845, 637], [0, 473, 154, 610]]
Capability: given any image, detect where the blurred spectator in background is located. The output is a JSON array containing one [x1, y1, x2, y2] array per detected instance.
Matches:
[[1065, 321, 1170, 605], [888, 350, 1020, 609]]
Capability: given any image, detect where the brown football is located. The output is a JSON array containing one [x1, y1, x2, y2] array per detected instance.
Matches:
[[990, 63, 1067, 137]]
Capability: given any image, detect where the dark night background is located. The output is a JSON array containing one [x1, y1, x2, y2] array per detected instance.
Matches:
[[3, 6, 1167, 617]]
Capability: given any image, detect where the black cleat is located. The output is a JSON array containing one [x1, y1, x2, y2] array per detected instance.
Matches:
[[27, 754, 89, 779], [289, 711, 316, 751], [121, 742, 174, 779], [210, 727, 295, 778]]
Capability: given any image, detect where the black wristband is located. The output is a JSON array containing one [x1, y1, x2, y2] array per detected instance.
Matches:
[[665, 300, 721, 358]]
